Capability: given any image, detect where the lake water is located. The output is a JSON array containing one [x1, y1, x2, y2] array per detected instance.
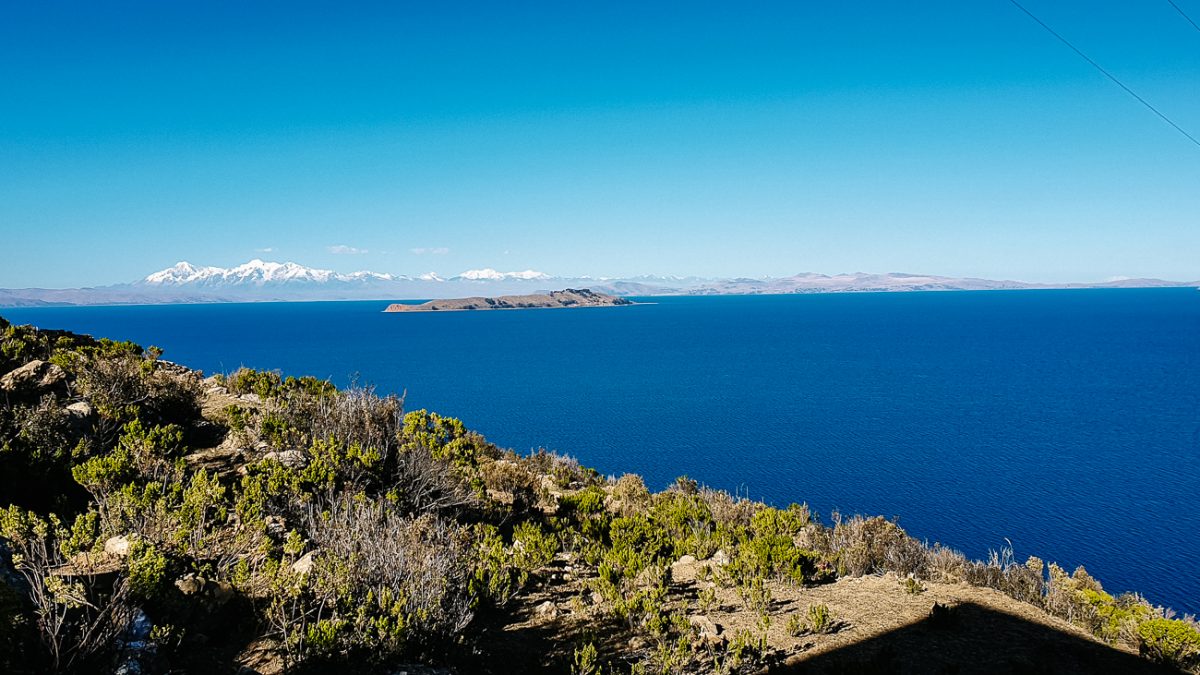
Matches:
[[5, 289, 1199, 614]]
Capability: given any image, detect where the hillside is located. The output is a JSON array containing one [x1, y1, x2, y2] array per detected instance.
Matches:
[[0, 315, 1197, 674], [384, 289, 634, 312]]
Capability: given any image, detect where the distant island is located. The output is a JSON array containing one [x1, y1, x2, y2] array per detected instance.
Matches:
[[384, 288, 634, 312]]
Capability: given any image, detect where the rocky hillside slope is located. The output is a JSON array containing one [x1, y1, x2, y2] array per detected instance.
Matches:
[[1, 315, 1197, 674], [384, 288, 633, 312]]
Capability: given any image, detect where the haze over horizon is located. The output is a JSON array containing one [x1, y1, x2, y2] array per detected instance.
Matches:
[[6, 256, 1198, 292], [3, 1, 1199, 287]]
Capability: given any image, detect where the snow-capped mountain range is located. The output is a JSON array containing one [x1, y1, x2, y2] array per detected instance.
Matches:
[[142, 260, 397, 286], [0, 259, 1196, 307], [141, 260, 549, 286]]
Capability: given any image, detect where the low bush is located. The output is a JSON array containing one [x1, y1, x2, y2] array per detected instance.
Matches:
[[1137, 618, 1200, 671]]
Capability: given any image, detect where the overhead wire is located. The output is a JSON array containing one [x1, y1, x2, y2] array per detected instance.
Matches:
[[1007, 0, 1200, 148], [1166, 0, 1200, 34]]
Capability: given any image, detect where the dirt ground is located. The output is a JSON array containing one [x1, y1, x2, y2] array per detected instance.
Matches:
[[477, 555, 1176, 675]]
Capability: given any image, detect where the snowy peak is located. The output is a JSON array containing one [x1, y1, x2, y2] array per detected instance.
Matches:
[[142, 260, 553, 287], [455, 268, 550, 281], [143, 261, 225, 285], [141, 260, 395, 287]]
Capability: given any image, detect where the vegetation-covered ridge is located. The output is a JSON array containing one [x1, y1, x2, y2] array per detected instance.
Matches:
[[1, 314, 1197, 674]]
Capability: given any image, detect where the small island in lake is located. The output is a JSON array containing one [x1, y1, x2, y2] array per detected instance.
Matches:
[[384, 288, 634, 312]]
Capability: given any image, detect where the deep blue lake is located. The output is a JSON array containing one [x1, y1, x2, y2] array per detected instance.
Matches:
[[5, 289, 1199, 614]]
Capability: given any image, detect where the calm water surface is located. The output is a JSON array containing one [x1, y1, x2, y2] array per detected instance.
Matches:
[[5, 289, 1199, 613]]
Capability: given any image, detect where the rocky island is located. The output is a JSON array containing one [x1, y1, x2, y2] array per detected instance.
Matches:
[[384, 288, 633, 312]]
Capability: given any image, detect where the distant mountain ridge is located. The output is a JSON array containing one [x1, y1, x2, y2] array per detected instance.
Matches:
[[0, 260, 1196, 307], [141, 260, 397, 286]]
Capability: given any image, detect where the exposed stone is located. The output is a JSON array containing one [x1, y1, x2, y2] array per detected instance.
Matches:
[[534, 600, 559, 620], [264, 516, 286, 537], [185, 446, 247, 478], [104, 535, 133, 558], [0, 360, 67, 398], [708, 549, 730, 567], [64, 400, 95, 432], [262, 449, 307, 468], [175, 573, 205, 596], [688, 615, 724, 647], [173, 574, 235, 609], [65, 400, 95, 418], [670, 554, 697, 577], [688, 614, 720, 636], [291, 551, 317, 576], [240, 393, 262, 404]]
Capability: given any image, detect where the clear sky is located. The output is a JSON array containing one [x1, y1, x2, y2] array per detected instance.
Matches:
[[2, 0, 1198, 287]]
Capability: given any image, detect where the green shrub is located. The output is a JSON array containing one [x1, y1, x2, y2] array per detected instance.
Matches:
[[903, 576, 926, 595], [222, 404, 250, 433], [471, 521, 558, 607], [127, 541, 170, 600], [736, 576, 771, 615], [227, 368, 283, 398], [269, 500, 475, 665], [1137, 618, 1200, 670], [512, 521, 558, 570], [786, 612, 803, 637], [572, 642, 599, 675], [807, 603, 834, 634]]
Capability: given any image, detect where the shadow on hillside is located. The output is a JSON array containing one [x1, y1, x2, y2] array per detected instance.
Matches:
[[776, 601, 1175, 675]]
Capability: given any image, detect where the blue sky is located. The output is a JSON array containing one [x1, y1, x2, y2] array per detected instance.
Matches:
[[1, 0, 1198, 287]]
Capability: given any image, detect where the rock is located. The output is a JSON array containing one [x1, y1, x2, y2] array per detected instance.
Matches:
[[240, 393, 262, 404], [262, 449, 306, 468], [65, 400, 94, 418], [264, 516, 286, 537], [184, 446, 245, 478], [0, 360, 67, 398], [173, 574, 234, 609], [534, 600, 559, 620], [64, 401, 95, 432], [688, 615, 725, 647], [708, 549, 730, 567], [104, 535, 133, 558], [670, 554, 697, 577], [175, 573, 205, 596], [291, 551, 317, 576]]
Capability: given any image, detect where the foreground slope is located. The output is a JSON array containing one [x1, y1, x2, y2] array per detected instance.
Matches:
[[0, 315, 1197, 674]]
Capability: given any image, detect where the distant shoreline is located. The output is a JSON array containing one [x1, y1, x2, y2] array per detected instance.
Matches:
[[381, 302, 651, 313], [1, 285, 1196, 310]]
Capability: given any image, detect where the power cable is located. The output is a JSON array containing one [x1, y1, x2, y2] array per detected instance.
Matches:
[[1008, 0, 1200, 147], [1166, 0, 1200, 33]]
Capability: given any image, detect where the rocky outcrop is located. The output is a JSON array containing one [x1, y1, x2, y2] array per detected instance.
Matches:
[[291, 551, 317, 576], [0, 359, 67, 399], [385, 288, 634, 313]]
